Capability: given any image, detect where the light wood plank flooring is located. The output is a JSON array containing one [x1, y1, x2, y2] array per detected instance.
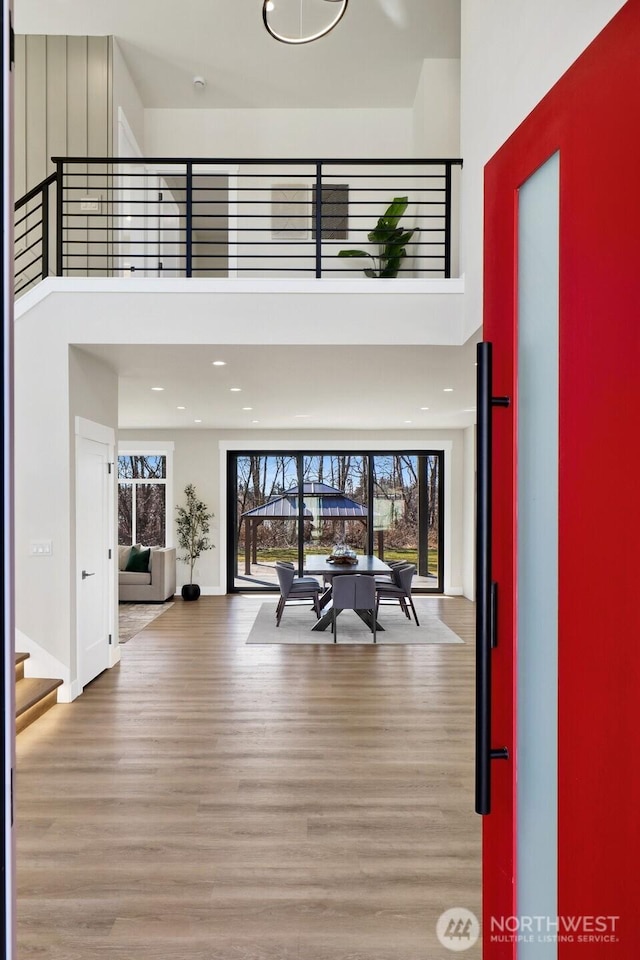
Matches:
[[16, 594, 480, 960]]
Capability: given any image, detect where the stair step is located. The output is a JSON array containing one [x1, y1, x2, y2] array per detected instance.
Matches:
[[16, 677, 62, 734], [15, 652, 30, 682]]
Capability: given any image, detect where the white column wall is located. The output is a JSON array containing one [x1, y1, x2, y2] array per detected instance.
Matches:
[[412, 58, 460, 156], [14, 329, 117, 696]]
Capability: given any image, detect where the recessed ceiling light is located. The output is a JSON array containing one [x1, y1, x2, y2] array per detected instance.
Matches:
[[177, 405, 186, 410], [251, 420, 260, 424], [151, 386, 164, 391], [294, 414, 311, 418], [443, 387, 454, 392], [404, 420, 413, 424], [194, 419, 202, 424], [463, 407, 477, 413], [242, 406, 253, 411], [230, 387, 242, 392], [212, 360, 226, 366], [420, 406, 430, 411]]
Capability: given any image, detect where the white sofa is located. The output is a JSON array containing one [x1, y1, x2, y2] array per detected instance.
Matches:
[[118, 546, 177, 603]]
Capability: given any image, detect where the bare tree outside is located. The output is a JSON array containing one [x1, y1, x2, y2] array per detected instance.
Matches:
[[371, 454, 439, 575], [233, 452, 441, 587], [118, 455, 167, 546]]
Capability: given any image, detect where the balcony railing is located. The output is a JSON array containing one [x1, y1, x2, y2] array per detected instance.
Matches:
[[13, 156, 463, 296]]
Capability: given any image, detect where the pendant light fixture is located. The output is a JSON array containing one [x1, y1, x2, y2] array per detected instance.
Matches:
[[262, 0, 349, 45]]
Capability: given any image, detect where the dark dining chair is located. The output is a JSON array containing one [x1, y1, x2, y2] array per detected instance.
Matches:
[[331, 574, 377, 644], [275, 561, 322, 626], [374, 559, 406, 585], [375, 562, 420, 625]]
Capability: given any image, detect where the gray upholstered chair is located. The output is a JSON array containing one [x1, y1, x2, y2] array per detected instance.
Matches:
[[331, 574, 377, 644], [275, 561, 322, 626], [374, 559, 406, 586], [375, 562, 419, 625]]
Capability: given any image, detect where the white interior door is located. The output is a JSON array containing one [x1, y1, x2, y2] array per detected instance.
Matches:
[[76, 435, 112, 689]]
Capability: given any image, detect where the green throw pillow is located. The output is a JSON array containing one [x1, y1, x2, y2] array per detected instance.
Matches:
[[125, 546, 151, 573]]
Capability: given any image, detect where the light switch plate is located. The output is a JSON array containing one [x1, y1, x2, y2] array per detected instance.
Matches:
[[30, 540, 53, 556], [80, 197, 101, 213]]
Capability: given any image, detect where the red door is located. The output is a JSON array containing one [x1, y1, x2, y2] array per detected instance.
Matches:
[[481, 3, 640, 957]]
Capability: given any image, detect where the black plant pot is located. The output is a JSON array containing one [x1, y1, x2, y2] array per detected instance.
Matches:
[[181, 583, 201, 601]]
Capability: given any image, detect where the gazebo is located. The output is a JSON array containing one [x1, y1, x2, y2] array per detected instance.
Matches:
[[240, 482, 367, 574]]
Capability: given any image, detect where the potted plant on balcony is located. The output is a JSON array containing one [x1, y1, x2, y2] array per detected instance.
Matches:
[[337, 196, 419, 278], [175, 483, 214, 600]]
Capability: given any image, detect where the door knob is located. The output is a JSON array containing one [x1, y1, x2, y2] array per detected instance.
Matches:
[[81, 570, 95, 579]]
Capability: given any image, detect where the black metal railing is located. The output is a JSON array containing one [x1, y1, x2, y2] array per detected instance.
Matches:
[[14, 172, 56, 296], [14, 156, 462, 295]]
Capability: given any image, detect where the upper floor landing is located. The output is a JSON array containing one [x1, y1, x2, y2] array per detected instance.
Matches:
[[14, 156, 466, 346]]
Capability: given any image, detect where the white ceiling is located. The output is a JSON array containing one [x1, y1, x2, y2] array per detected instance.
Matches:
[[15, 0, 460, 109], [78, 338, 479, 431]]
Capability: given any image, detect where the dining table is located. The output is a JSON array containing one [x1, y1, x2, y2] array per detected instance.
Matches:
[[303, 554, 392, 632]]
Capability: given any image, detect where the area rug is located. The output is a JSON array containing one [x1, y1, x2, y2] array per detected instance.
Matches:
[[246, 601, 464, 645], [118, 601, 174, 644]]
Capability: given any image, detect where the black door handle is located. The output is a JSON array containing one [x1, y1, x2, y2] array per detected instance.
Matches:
[[476, 341, 510, 815]]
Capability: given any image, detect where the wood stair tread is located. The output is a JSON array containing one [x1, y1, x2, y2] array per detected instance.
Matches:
[[15, 652, 30, 665], [16, 677, 62, 717]]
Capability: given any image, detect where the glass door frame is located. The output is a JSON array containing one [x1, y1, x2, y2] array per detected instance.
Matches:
[[227, 448, 444, 594]]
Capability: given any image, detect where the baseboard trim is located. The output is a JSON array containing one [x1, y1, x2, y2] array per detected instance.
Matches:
[[58, 679, 81, 703], [173, 586, 225, 597]]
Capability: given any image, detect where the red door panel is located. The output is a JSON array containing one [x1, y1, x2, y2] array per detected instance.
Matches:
[[482, 3, 640, 957]]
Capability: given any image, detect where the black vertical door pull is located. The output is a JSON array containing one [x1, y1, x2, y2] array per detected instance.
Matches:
[[476, 342, 510, 816]]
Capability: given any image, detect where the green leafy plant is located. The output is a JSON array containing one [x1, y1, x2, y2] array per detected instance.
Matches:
[[337, 196, 419, 278], [175, 484, 214, 585]]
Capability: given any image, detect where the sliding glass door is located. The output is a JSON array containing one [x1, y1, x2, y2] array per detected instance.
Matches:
[[228, 449, 444, 592], [302, 454, 368, 556], [371, 454, 441, 590], [235, 454, 299, 588]]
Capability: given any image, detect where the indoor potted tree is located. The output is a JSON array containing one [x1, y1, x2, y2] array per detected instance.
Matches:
[[337, 196, 419, 277], [175, 483, 214, 600]]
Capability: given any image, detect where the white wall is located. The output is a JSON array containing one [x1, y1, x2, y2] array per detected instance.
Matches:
[[112, 38, 145, 155], [459, 0, 626, 341], [14, 326, 117, 697], [144, 62, 461, 159], [144, 107, 415, 158], [410, 57, 462, 279], [412, 58, 460, 156], [118, 427, 469, 596]]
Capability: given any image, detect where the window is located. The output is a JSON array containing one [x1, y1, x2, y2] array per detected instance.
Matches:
[[118, 454, 167, 546], [228, 449, 443, 592]]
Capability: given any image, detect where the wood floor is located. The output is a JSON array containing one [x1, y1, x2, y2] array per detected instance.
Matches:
[[16, 594, 481, 960]]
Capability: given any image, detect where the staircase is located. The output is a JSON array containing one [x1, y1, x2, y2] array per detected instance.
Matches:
[[15, 653, 62, 733]]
